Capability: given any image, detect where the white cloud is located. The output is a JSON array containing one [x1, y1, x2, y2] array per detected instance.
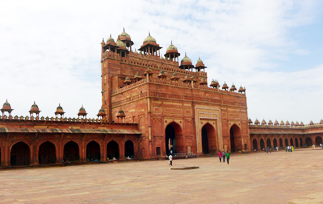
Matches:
[[0, 0, 322, 123]]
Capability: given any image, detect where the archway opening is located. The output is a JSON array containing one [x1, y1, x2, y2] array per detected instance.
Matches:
[[64, 141, 79, 162], [290, 138, 294, 146], [300, 138, 303, 147], [279, 138, 283, 148], [295, 138, 299, 148], [260, 139, 265, 150], [230, 124, 242, 152], [253, 139, 257, 150], [11, 142, 30, 166], [201, 123, 216, 154], [315, 136, 322, 146], [125, 140, 134, 158], [86, 141, 100, 162], [266, 138, 271, 148], [285, 138, 289, 147], [165, 122, 183, 155], [107, 141, 119, 160], [305, 137, 312, 147], [273, 139, 277, 148], [39, 141, 56, 164]]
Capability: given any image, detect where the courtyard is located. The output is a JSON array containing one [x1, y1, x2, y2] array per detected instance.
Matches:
[[0, 149, 322, 204]]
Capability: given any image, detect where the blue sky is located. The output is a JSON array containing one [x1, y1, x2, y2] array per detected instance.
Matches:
[[0, 0, 323, 124]]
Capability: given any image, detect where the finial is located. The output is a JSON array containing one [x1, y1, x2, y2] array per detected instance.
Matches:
[[149, 31, 150, 36], [171, 40, 172, 45], [123, 27, 125, 32], [185, 52, 187, 57], [110, 34, 112, 37], [6, 99, 8, 102], [34, 101, 36, 104]]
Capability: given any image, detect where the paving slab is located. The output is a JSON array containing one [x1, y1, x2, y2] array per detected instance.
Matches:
[[0, 149, 323, 203]]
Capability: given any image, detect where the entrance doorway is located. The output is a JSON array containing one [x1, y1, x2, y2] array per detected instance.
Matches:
[[315, 136, 322, 146], [11, 142, 30, 166], [165, 122, 182, 155], [125, 140, 134, 158], [201, 123, 216, 154], [300, 138, 303, 147], [230, 124, 242, 152], [290, 138, 294, 146], [260, 139, 265, 150], [107, 140, 119, 159], [64, 141, 80, 161], [253, 139, 257, 150], [86, 141, 100, 162], [39, 141, 56, 164], [273, 139, 277, 148], [305, 137, 312, 147]]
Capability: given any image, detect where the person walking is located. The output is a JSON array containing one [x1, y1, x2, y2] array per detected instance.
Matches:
[[218, 151, 222, 163], [169, 155, 172, 166], [226, 151, 230, 164], [291, 146, 294, 152], [222, 150, 226, 163]]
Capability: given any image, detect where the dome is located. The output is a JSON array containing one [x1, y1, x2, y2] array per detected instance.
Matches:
[[166, 41, 178, 52], [201, 78, 206, 82], [118, 28, 131, 39], [56, 104, 63, 111], [172, 73, 177, 76], [99, 107, 105, 113], [106, 34, 115, 43], [181, 53, 192, 64], [119, 110, 125, 114], [31, 102, 38, 109], [159, 70, 165, 74], [196, 57, 205, 67], [79, 106, 86, 112], [184, 75, 189, 79], [143, 32, 156, 44], [2, 99, 11, 108], [116, 40, 126, 47]]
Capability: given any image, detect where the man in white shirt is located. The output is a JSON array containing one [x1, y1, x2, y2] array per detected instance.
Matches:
[[169, 155, 173, 166]]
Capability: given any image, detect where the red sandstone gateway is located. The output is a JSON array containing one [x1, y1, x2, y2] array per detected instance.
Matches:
[[2, 28, 321, 168]]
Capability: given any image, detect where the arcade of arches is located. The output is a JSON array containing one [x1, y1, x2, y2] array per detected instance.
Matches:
[[0, 136, 138, 167], [250, 135, 323, 150]]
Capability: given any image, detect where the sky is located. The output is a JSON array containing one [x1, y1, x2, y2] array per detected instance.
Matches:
[[1, 0, 323, 124]]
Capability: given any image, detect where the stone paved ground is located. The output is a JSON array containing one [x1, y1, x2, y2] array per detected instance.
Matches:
[[0, 148, 323, 204]]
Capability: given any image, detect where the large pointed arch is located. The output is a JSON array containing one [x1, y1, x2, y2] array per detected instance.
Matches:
[[165, 122, 183, 155], [252, 139, 258, 150], [315, 136, 322, 146], [39, 141, 56, 164], [305, 137, 312, 147], [107, 140, 119, 160], [11, 141, 30, 166], [125, 140, 135, 158], [229, 124, 242, 152], [86, 141, 100, 162], [64, 141, 80, 161], [201, 123, 216, 154]]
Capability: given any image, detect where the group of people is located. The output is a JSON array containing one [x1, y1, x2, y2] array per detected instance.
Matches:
[[285, 146, 294, 152], [217, 150, 231, 164]]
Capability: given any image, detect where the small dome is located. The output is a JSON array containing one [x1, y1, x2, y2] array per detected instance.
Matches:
[[56, 104, 63, 111], [184, 75, 189, 79], [166, 41, 178, 52], [159, 70, 165, 74], [106, 34, 115, 43], [309, 120, 314, 125], [201, 78, 206, 82], [181, 53, 192, 64], [196, 57, 205, 67], [119, 110, 125, 114], [31, 102, 38, 109], [254, 119, 260, 125], [116, 40, 126, 47], [261, 119, 266, 125], [118, 28, 131, 39], [286, 121, 290, 125], [79, 105, 86, 112], [196, 58, 203, 64], [2, 99, 11, 108], [280, 120, 284, 125], [99, 107, 105, 113], [268, 120, 273, 125], [172, 73, 177, 76], [300, 122, 304, 126], [248, 118, 253, 124], [143, 32, 156, 44], [320, 119, 323, 124]]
